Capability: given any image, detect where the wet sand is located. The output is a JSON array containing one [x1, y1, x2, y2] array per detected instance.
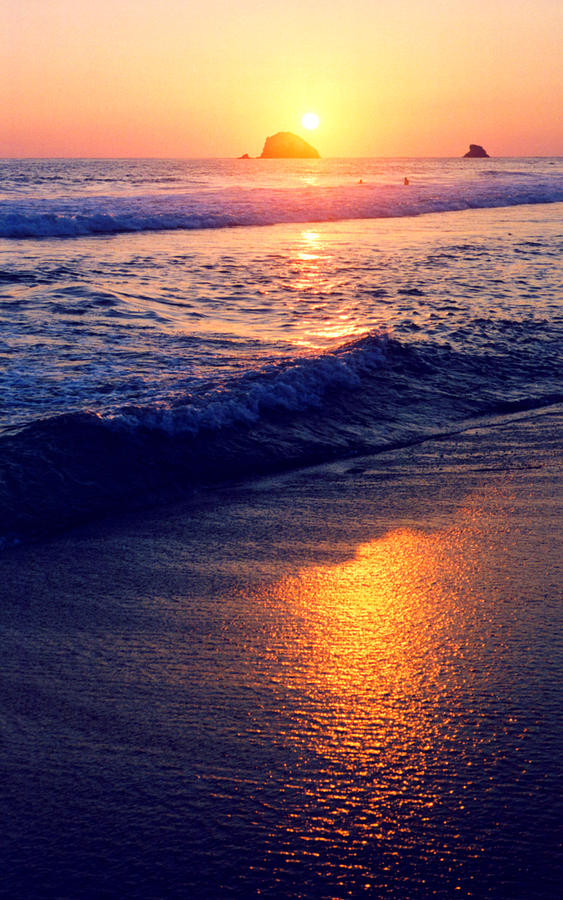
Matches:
[[1, 405, 561, 898]]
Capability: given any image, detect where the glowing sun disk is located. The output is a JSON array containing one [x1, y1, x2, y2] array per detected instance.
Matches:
[[302, 112, 319, 130]]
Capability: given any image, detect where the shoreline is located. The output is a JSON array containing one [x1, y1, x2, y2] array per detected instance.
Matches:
[[2, 401, 561, 579], [1, 404, 561, 897], [2, 197, 562, 546]]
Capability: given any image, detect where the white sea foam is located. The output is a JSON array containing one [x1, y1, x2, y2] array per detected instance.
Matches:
[[1, 163, 561, 238], [0, 158, 561, 540], [112, 334, 389, 436]]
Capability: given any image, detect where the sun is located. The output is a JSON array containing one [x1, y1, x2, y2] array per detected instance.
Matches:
[[301, 112, 320, 130]]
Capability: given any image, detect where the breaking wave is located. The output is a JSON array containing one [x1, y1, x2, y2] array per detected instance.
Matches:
[[1, 331, 561, 544], [1, 174, 562, 239]]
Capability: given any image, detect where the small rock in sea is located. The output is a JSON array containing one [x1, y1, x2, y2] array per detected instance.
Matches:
[[463, 143, 489, 158]]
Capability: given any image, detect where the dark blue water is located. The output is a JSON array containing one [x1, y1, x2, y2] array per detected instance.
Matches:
[[1, 165, 562, 544], [0, 159, 562, 898], [0, 406, 561, 899]]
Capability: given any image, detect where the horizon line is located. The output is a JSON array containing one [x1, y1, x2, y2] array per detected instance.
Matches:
[[1, 154, 562, 161]]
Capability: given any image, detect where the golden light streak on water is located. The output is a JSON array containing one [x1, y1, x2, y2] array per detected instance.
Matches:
[[234, 500, 508, 885], [271, 519, 478, 742], [287, 229, 370, 347]]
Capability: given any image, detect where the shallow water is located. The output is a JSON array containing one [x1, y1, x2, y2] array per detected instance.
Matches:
[[0, 408, 561, 898], [0, 203, 560, 430], [1, 160, 562, 434], [1, 194, 562, 543]]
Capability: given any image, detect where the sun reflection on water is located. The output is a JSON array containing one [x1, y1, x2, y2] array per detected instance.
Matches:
[[242, 514, 494, 888], [287, 230, 370, 348], [270, 524, 475, 745]]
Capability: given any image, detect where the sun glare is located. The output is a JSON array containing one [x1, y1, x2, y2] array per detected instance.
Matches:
[[301, 112, 319, 130]]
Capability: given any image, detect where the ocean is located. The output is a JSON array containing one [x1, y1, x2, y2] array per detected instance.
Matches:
[[0, 157, 562, 899], [0, 156, 561, 543]]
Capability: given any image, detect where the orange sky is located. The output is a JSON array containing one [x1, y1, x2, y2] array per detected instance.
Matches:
[[2, 0, 562, 157]]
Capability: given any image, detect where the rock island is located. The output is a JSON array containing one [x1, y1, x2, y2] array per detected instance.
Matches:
[[463, 144, 489, 158], [260, 132, 320, 159]]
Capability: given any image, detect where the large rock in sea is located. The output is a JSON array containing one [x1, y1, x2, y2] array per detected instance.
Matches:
[[463, 143, 489, 158], [260, 131, 320, 159]]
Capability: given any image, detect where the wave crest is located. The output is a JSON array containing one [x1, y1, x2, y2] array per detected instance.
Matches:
[[2, 175, 562, 239], [1, 329, 560, 544]]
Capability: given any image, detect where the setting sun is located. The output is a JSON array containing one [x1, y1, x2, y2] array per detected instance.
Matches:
[[301, 112, 320, 131]]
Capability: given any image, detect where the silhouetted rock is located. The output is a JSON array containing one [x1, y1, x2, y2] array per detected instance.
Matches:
[[260, 132, 320, 159], [239, 153, 250, 159], [463, 144, 489, 158]]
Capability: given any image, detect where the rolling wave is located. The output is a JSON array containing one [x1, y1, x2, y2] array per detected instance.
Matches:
[[1, 174, 562, 239], [1, 331, 560, 544]]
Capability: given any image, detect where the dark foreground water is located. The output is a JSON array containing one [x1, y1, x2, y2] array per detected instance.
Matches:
[[0, 406, 561, 899]]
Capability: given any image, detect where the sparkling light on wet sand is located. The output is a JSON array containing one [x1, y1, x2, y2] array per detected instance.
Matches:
[[0, 409, 561, 898]]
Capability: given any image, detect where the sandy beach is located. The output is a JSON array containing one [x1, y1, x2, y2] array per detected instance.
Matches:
[[1, 403, 561, 898]]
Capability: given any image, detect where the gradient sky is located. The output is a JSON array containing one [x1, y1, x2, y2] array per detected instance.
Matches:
[[2, 0, 562, 157]]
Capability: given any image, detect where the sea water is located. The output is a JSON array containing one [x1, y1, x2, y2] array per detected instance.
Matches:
[[0, 157, 561, 541], [0, 158, 562, 899]]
